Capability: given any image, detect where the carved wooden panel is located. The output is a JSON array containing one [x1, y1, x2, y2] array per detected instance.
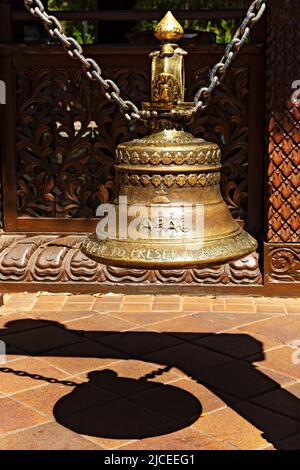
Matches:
[[266, 0, 300, 243], [16, 64, 250, 224], [16, 66, 148, 218], [0, 234, 262, 286], [266, 244, 300, 283]]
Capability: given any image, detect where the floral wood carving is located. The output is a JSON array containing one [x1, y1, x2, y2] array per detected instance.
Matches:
[[0, 235, 262, 286], [16, 64, 250, 224], [16, 67, 148, 219], [266, 0, 300, 242], [267, 245, 300, 283]]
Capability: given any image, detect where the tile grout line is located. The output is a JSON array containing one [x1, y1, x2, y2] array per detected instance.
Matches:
[[257, 363, 300, 383], [138, 314, 284, 342], [3, 393, 51, 419], [34, 355, 125, 379], [0, 418, 55, 439]]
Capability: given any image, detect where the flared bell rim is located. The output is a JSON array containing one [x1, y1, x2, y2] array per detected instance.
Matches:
[[81, 229, 258, 270]]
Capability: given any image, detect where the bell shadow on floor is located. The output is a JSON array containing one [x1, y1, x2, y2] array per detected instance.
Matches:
[[54, 369, 203, 439], [1, 319, 300, 449]]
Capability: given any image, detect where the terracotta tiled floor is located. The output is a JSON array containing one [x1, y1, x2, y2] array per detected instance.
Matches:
[[0, 293, 300, 450]]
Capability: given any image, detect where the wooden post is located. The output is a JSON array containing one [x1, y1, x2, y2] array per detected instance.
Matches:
[[265, 0, 300, 287], [0, 1, 14, 231], [0, 0, 18, 231]]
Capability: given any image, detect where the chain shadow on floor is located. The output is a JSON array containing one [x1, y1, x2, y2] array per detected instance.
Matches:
[[0, 319, 300, 449]]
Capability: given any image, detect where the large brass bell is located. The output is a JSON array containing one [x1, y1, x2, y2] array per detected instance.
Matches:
[[81, 12, 257, 269]]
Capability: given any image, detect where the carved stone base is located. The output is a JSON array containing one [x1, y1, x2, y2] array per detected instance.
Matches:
[[0, 234, 262, 293], [265, 243, 300, 283]]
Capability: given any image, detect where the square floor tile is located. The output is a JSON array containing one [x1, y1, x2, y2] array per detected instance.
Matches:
[[121, 427, 232, 450], [0, 422, 102, 450], [253, 346, 300, 381], [238, 316, 300, 345], [2, 325, 85, 355], [66, 314, 137, 340], [38, 340, 127, 375], [98, 329, 183, 358], [0, 357, 68, 394], [0, 397, 48, 436], [141, 342, 233, 381], [193, 408, 260, 449]]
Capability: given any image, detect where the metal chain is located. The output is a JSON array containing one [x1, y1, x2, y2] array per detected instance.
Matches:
[[193, 0, 267, 113], [24, 0, 267, 122], [0, 367, 78, 387], [23, 0, 141, 122]]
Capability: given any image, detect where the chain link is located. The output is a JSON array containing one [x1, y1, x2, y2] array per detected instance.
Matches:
[[24, 0, 140, 122], [193, 0, 267, 113], [0, 367, 78, 387], [24, 0, 267, 122]]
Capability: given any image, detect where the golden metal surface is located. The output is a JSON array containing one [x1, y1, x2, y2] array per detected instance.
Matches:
[[154, 11, 184, 43], [81, 13, 258, 269], [151, 12, 186, 108], [142, 13, 193, 130]]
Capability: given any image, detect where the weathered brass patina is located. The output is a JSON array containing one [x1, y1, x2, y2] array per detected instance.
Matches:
[[81, 12, 258, 269]]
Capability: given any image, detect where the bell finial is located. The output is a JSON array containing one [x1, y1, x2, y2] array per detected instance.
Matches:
[[154, 11, 184, 42]]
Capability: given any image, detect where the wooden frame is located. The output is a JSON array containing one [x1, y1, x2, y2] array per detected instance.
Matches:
[[0, 0, 299, 295]]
